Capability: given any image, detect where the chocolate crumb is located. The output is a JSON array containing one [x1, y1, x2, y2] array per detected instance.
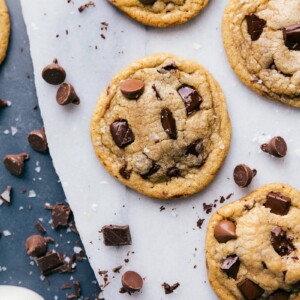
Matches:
[[197, 218, 205, 229], [78, 1, 95, 13], [113, 265, 122, 273], [162, 282, 180, 294], [160, 205, 165, 212], [203, 203, 213, 214], [35, 221, 46, 234]]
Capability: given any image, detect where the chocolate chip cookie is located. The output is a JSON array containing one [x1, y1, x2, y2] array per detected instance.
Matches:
[[90, 53, 231, 199], [108, 0, 209, 27], [223, 0, 300, 107], [0, 0, 10, 64], [206, 183, 300, 300]]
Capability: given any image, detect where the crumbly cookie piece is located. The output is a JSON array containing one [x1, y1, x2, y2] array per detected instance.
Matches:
[[223, 0, 300, 107], [0, 0, 10, 64], [90, 53, 231, 199], [108, 0, 209, 27], [206, 183, 300, 300]]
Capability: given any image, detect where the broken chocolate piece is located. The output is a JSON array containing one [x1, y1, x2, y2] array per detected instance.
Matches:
[[113, 265, 123, 273], [42, 60, 66, 85], [261, 136, 287, 158], [37, 252, 64, 275], [3, 153, 29, 176], [283, 23, 300, 51], [271, 226, 295, 256], [0, 99, 8, 109], [102, 225, 132, 246], [25, 235, 48, 257], [56, 83, 80, 105], [161, 108, 177, 139], [237, 278, 264, 300], [221, 255, 240, 279], [265, 192, 291, 216], [0, 186, 12, 205], [186, 139, 204, 156], [110, 119, 135, 148], [197, 218, 204, 229], [119, 165, 132, 180], [214, 220, 237, 243], [35, 221, 46, 234], [233, 164, 257, 188], [177, 85, 202, 116], [268, 289, 290, 300], [245, 14, 266, 41], [162, 282, 180, 294], [120, 79, 144, 100], [52, 203, 71, 229], [121, 271, 143, 293], [141, 161, 160, 179], [28, 128, 48, 152], [167, 166, 181, 177]]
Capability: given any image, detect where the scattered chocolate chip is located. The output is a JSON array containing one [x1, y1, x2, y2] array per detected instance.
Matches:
[[261, 136, 287, 158], [186, 139, 204, 156], [268, 289, 290, 300], [37, 252, 65, 275], [112, 265, 122, 273], [221, 255, 240, 279], [162, 282, 180, 294], [42, 60, 66, 85], [141, 161, 160, 179], [197, 218, 205, 229], [35, 221, 46, 234], [233, 164, 257, 188], [52, 203, 71, 229], [214, 220, 237, 243], [0, 186, 12, 205], [119, 165, 132, 180], [28, 128, 48, 152], [265, 192, 291, 216], [161, 108, 177, 139], [0, 99, 8, 109], [237, 278, 264, 300], [177, 85, 202, 116], [121, 271, 143, 294], [25, 235, 48, 257], [167, 166, 181, 177], [110, 119, 135, 148], [245, 14, 266, 41], [120, 79, 144, 100], [102, 225, 132, 246], [152, 84, 162, 100], [56, 83, 80, 105], [271, 226, 295, 256], [283, 23, 300, 51], [78, 1, 95, 12], [3, 153, 30, 176]]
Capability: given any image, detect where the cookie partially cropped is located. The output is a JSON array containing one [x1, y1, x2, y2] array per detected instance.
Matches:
[[108, 0, 209, 27], [90, 53, 231, 199], [206, 183, 300, 300], [223, 0, 300, 107], [0, 0, 10, 64]]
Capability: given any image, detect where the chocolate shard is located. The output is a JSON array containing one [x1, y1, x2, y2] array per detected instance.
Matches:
[[52, 203, 71, 229], [233, 164, 257, 188], [177, 85, 202, 116], [166, 166, 181, 178], [221, 255, 240, 279], [119, 165, 132, 180], [237, 278, 264, 300], [268, 289, 290, 300], [28, 128, 48, 152], [162, 282, 180, 294], [141, 161, 160, 179], [36, 252, 65, 275], [186, 139, 204, 156], [25, 235, 48, 257], [35, 221, 47, 234], [265, 192, 291, 216], [161, 108, 177, 139], [271, 226, 295, 256], [3, 153, 30, 176], [110, 119, 135, 148], [261, 136, 287, 158], [42, 60, 66, 85], [214, 220, 237, 243], [283, 23, 300, 51], [120, 79, 144, 100], [102, 225, 132, 246], [245, 14, 266, 41], [0, 186, 12, 205], [122, 271, 143, 293]]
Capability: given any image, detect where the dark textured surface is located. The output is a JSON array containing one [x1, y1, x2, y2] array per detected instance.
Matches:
[[0, 1, 100, 299]]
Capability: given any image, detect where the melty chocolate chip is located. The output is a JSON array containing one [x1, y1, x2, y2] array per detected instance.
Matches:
[[161, 108, 177, 139], [221, 255, 240, 279], [265, 192, 291, 216], [3, 153, 30, 176], [25, 235, 48, 257], [261, 136, 287, 158], [121, 271, 143, 293], [120, 79, 144, 100], [141, 161, 160, 179], [28, 128, 48, 152], [271, 226, 295, 256], [0, 99, 8, 109], [42, 59, 66, 85], [237, 278, 264, 300], [167, 166, 181, 178], [283, 23, 300, 51], [186, 140, 204, 156], [139, 0, 156, 4], [56, 83, 80, 105], [177, 85, 202, 116], [245, 14, 266, 41], [110, 119, 135, 148], [214, 220, 237, 243], [119, 165, 132, 180], [233, 164, 257, 188], [268, 289, 290, 300]]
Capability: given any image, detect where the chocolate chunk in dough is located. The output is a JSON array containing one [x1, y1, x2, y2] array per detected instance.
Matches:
[[177, 85, 202, 116], [161, 108, 177, 139], [265, 192, 291, 216], [110, 119, 135, 148], [120, 79, 144, 100], [283, 23, 300, 51], [214, 220, 237, 243], [245, 14, 266, 41]]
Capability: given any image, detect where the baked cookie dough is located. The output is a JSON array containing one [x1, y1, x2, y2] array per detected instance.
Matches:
[[0, 0, 9, 64], [223, 0, 300, 107], [108, 0, 209, 27], [90, 53, 231, 199], [206, 183, 300, 300]]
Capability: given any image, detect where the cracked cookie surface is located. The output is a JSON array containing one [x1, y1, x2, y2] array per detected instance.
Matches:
[[206, 183, 300, 300], [0, 0, 10, 64], [90, 53, 231, 199], [108, 0, 209, 27], [223, 0, 300, 107]]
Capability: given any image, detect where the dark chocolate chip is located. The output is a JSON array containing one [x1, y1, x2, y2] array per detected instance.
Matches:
[[102, 225, 132, 246], [139, 0, 156, 4], [271, 226, 295, 256], [52, 203, 71, 229], [110, 119, 135, 148], [0, 186, 12, 205], [141, 161, 160, 179], [221, 255, 240, 279], [167, 166, 181, 177], [25, 234, 47, 257], [0, 99, 8, 109], [161, 108, 177, 139], [28, 128, 48, 152], [162, 282, 180, 294], [261, 136, 287, 158], [3, 153, 30, 176], [152, 84, 162, 100], [42, 60, 66, 85], [237, 278, 264, 300], [233, 164, 257, 188], [186, 139, 204, 156], [283, 23, 300, 51], [122, 271, 143, 293], [268, 289, 290, 300], [119, 165, 132, 180], [56, 83, 80, 105], [265, 192, 291, 216], [37, 252, 65, 275], [120, 79, 144, 100], [245, 14, 266, 41], [214, 220, 237, 243], [177, 85, 202, 116]]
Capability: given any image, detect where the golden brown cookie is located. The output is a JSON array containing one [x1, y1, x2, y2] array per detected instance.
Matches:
[[108, 0, 209, 27], [223, 0, 300, 107], [206, 183, 300, 300], [90, 53, 231, 199], [0, 0, 10, 64]]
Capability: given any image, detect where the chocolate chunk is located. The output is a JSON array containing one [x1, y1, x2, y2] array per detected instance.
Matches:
[[152, 84, 162, 100], [214, 220, 237, 243], [283, 23, 300, 51], [141, 161, 160, 179], [119, 165, 132, 180], [261, 136, 287, 158], [177, 85, 202, 116], [112, 265, 123, 273], [139, 0, 156, 4], [120, 79, 144, 100], [197, 218, 205, 229], [237, 278, 264, 300], [162, 63, 178, 71], [42, 60, 66, 85], [110, 119, 135, 148], [161, 108, 177, 139], [37, 252, 64, 275], [0, 186, 12, 205], [162, 282, 180, 294], [56, 83, 80, 105], [167, 166, 181, 178], [0, 99, 8, 109], [187, 139, 204, 156], [271, 226, 295, 256], [3, 153, 30, 176], [121, 271, 143, 293], [25, 235, 48, 257], [52, 203, 71, 229], [268, 289, 290, 300], [28, 128, 48, 152], [102, 225, 132, 246], [233, 164, 257, 188], [245, 14, 266, 41], [221, 255, 240, 279], [265, 192, 291, 216], [35, 221, 46, 234]]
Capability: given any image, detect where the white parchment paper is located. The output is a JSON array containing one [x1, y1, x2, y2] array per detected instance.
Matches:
[[21, 0, 300, 299]]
